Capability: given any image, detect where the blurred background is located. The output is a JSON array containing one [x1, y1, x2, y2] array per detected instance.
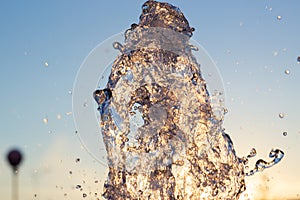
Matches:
[[0, 1, 299, 199]]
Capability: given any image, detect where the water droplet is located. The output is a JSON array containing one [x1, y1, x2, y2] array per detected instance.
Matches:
[[69, 171, 72, 174], [297, 56, 300, 63], [279, 113, 284, 118], [190, 45, 199, 51], [44, 62, 49, 67], [283, 131, 287, 136], [246, 148, 284, 176], [83, 102, 88, 107], [273, 51, 278, 56], [76, 185, 81, 189], [284, 69, 290, 75], [277, 15, 282, 20], [68, 90, 72, 95], [57, 114, 62, 120], [83, 193, 87, 198], [266, 5, 273, 11], [142, 4, 149, 12], [76, 158, 80, 163], [66, 112, 72, 116], [113, 42, 123, 52], [43, 117, 48, 124], [223, 108, 228, 115], [131, 23, 138, 29], [248, 148, 257, 158]]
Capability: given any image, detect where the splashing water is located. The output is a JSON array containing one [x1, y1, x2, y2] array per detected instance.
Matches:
[[245, 149, 284, 176], [90, 1, 284, 199]]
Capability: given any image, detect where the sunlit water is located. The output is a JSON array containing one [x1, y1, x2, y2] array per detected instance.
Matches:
[[90, 1, 284, 199]]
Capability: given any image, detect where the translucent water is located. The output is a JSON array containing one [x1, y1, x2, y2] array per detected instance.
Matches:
[[245, 149, 284, 176], [93, 1, 284, 199]]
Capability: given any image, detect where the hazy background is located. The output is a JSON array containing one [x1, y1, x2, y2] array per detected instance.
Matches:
[[1, 1, 299, 199]]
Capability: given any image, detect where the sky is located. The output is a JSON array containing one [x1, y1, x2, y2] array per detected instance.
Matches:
[[0, 0, 300, 199]]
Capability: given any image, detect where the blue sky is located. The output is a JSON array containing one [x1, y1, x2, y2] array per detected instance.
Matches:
[[1, 1, 300, 199]]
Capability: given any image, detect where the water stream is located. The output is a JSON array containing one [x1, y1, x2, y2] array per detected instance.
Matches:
[[93, 1, 284, 199]]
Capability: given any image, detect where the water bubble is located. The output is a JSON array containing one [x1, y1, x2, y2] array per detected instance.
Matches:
[[278, 113, 285, 118], [283, 132, 287, 136], [76, 158, 80, 163], [284, 69, 290, 75], [69, 171, 72, 174], [277, 15, 282, 20], [44, 62, 49, 67], [83, 193, 87, 198]]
